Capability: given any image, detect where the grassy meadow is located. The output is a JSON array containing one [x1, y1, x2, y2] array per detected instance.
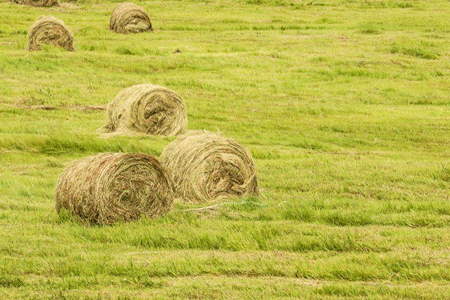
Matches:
[[1, 0, 450, 298]]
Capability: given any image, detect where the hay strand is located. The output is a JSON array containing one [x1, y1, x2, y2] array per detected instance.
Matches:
[[161, 130, 259, 202], [55, 153, 174, 225], [13, 0, 59, 7], [101, 84, 187, 137], [110, 2, 152, 34], [28, 16, 75, 52]]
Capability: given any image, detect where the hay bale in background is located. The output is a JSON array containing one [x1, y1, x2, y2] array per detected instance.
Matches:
[[110, 2, 152, 34], [101, 84, 187, 137], [13, 0, 59, 7], [161, 130, 259, 202], [55, 153, 174, 225], [28, 16, 75, 52]]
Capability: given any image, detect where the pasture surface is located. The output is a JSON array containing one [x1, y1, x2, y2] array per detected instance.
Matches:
[[1, 0, 449, 298]]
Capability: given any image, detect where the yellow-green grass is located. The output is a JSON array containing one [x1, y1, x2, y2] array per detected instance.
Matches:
[[0, 0, 449, 298]]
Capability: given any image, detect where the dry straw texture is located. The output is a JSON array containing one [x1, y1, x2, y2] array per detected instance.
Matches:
[[28, 16, 75, 52], [161, 130, 259, 202], [102, 84, 187, 137], [55, 153, 174, 225], [110, 2, 152, 34], [13, 0, 59, 7]]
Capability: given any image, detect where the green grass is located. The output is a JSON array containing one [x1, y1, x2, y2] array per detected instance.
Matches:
[[0, 0, 450, 298]]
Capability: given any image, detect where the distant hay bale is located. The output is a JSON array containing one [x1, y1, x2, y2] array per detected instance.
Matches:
[[28, 16, 75, 52], [161, 130, 259, 202], [13, 0, 59, 7], [110, 2, 152, 34], [55, 153, 174, 225], [102, 84, 187, 137]]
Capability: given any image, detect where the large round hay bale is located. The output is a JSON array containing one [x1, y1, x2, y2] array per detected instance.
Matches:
[[55, 153, 174, 225], [28, 16, 75, 52], [161, 130, 259, 202], [110, 2, 152, 34], [102, 84, 187, 137], [13, 0, 59, 7]]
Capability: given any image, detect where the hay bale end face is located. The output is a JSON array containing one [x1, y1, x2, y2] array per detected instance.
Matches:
[[13, 0, 59, 7], [161, 130, 259, 202], [102, 84, 188, 137], [28, 16, 75, 52], [55, 153, 174, 225], [110, 2, 152, 34]]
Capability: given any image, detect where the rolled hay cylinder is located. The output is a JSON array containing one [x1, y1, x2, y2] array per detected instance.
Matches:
[[102, 84, 188, 137], [55, 153, 174, 225], [160, 130, 259, 202], [28, 16, 75, 52], [110, 2, 152, 34], [13, 0, 59, 7]]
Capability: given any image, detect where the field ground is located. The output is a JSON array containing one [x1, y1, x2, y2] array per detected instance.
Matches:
[[1, 0, 449, 298]]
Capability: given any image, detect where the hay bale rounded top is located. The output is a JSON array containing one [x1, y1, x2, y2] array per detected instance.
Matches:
[[28, 16, 75, 52], [110, 2, 152, 34], [13, 0, 59, 7], [55, 153, 174, 225], [102, 84, 188, 137], [160, 130, 259, 202]]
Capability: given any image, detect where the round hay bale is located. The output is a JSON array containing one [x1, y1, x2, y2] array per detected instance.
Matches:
[[28, 16, 75, 52], [160, 130, 259, 202], [13, 0, 59, 7], [110, 2, 152, 34], [102, 84, 187, 137], [55, 153, 174, 225]]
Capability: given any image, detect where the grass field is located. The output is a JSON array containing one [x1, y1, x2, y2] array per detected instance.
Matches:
[[1, 0, 450, 298]]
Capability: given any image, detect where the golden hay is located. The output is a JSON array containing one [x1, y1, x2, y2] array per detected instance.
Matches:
[[160, 130, 259, 202], [13, 0, 59, 7], [55, 153, 174, 225], [101, 84, 187, 137], [110, 2, 152, 34], [28, 16, 75, 52]]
